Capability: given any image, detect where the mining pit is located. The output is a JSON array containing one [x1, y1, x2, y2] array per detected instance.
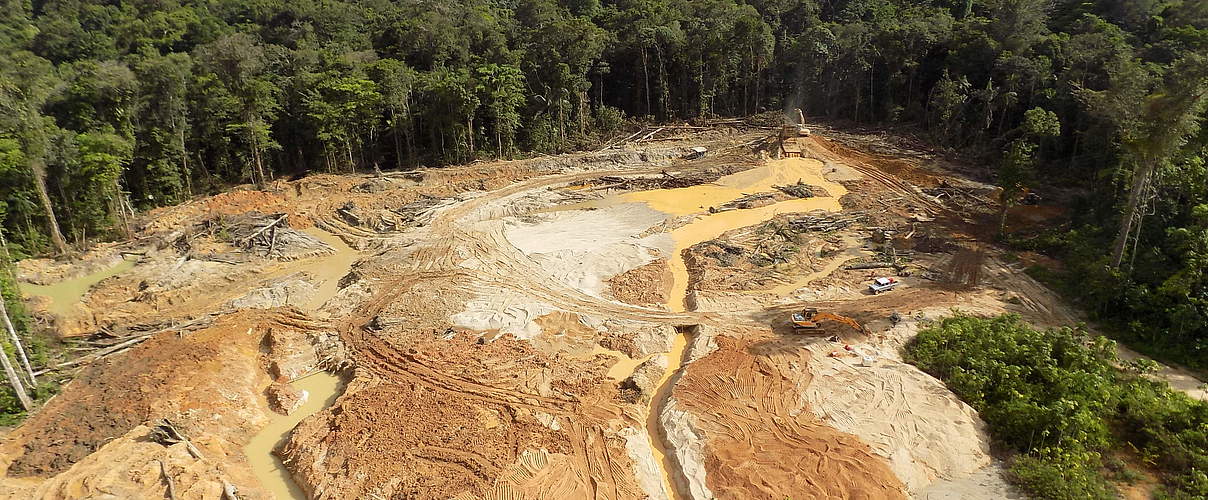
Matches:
[[2, 125, 1185, 499]]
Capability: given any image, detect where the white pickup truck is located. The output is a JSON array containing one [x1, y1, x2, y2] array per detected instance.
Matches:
[[868, 277, 900, 294]]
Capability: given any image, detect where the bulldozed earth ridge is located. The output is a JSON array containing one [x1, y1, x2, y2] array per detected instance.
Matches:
[[4, 124, 1188, 500]]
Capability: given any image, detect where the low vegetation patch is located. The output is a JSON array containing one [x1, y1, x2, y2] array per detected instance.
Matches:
[[904, 313, 1208, 499]]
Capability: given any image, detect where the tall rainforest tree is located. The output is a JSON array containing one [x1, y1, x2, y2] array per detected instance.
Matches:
[[419, 68, 478, 163], [303, 73, 383, 172], [0, 55, 68, 255], [368, 59, 417, 169], [1081, 54, 1208, 270], [72, 128, 134, 239], [131, 52, 193, 206], [475, 64, 525, 156], [194, 34, 281, 187]]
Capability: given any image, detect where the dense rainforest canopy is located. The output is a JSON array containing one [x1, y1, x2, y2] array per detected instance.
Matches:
[[0, 0, 1206, 365]]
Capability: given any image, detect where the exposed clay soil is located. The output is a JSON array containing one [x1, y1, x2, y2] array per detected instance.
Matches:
[[0, 309, 326, 498], [609, 259, 673, 306], [4, 123, 1200, 500], [673, 333, 906, 499]]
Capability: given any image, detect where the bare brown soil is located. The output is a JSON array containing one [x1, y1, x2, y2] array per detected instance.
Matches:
[[0, 309, 327, 498], [9, 122, 1188, 500], [675, 333, 906, 499], [609, 259, 672, 306]]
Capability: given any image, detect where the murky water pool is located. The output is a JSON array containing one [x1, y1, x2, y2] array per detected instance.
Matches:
[[19, 257, 137, 316], [646, 330, 690, 500], [245, 227, 357, 499], [243, 371, 344, 499]]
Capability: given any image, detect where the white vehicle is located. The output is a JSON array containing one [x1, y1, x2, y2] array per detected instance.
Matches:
[[868, 277, 899, 294]]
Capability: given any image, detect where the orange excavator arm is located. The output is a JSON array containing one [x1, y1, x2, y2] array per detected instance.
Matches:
[[809, 312, 870, 335]]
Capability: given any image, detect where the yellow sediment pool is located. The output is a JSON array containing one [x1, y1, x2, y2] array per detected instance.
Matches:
[[599, 346, 656, 381], [19, 257, 137, 316], [610, 159, 844, 498], [620, 158, 847, 311], [244, 371, 344, 500], [299, 228, 359, 311]]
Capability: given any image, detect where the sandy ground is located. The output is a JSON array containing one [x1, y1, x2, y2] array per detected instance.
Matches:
[[6, 123, 1204, 500], [669, 330, 907, 499]]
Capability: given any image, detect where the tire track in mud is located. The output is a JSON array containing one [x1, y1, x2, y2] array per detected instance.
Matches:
[[309, 151, 922, 499], [343, 166, 732, 328], [311, 174, 663, 497], [804, 136, 946, 214], [302, 165, 735, 498], [670, 334, 907, 499]]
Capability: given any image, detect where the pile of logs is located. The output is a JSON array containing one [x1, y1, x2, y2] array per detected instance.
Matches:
[[219, 212, 332, 260], [788, 212, 867, 232], [229, 213, 289, 251], [55, 314, 219, 371], [598, 122, 743, 150], [923, 185, 994, 208], [390, 196, 446, 226], [591, 169, 726, 191], [709, 193, 775, 213], [336, 202, 362, 226], [773, 180, 829, 198]]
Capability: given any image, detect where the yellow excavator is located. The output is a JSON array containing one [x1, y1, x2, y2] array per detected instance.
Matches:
[[791, 308, 870, 335]]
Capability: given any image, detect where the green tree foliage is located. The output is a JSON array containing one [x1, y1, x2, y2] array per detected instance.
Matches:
[[367, 58, 417, 168], [997, 140, 1036, 235], [194, 33, 281, 186], [303, 73, 382, 171], [71, 128, 134, 239], [0, 0, 1199, 376], [131, 52, 193, 206], [906, 314, 1208, 498], [475, 64, 525, 156], [997, 107, 1060, 235]]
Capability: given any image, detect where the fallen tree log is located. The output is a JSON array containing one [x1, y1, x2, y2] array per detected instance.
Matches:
[[845, 262, 898, 270], [158, 460, 177, 500], [235, 214, 287, 248], [150, 419, 204, 459]]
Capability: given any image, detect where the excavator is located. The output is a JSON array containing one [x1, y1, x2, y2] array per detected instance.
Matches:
[[791, 308, 870, 335]]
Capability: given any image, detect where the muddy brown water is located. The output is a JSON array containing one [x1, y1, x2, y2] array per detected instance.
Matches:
[[19, 257, 137, 316], [647, 330, 690, 500], [245, 371, 344, 499], [244, 227, 358, 499]]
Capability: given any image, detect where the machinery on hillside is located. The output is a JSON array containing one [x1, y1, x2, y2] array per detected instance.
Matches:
[[791, 308, 870, 335], [778, 108, 811, 158]]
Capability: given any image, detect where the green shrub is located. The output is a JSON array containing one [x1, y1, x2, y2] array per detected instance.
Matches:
[[905, 314, 1116, 452], [1009, 450, 1116, 500], [905, 313, 1208, 499], [595, 106, 626, 134]]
